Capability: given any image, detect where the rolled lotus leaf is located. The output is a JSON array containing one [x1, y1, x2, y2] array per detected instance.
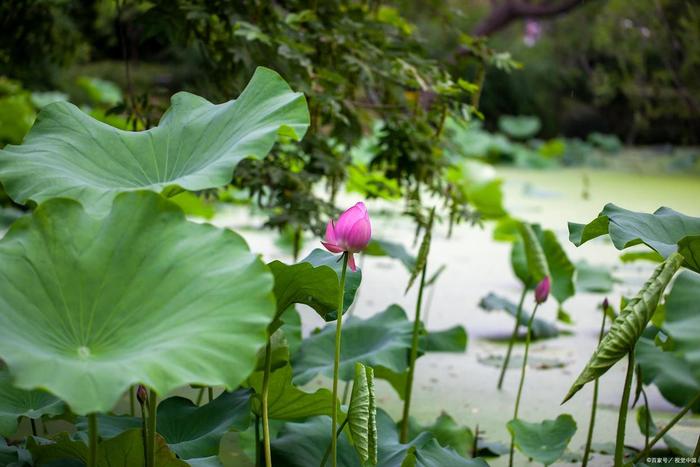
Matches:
[[518, 222, 550, 284], [348, 363, 377, 465], [562, 252, 684, 403]]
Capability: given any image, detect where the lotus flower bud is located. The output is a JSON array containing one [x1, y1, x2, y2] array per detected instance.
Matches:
[[602, 297, 609, 311], [535, 276, 551, 304], [136, 385, 148, 406], [321, 202, 372, 272]]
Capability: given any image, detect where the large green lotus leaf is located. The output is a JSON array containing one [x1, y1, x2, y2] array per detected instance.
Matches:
[[406, 413, 475, 459], [507, 414, 577, 466], [292, 305, 413, 385], [156, 389, 253, 460], [28, 430, 188, 467], [568, 204, 700, 272], [300, 249, 362, 320], [0, 67, 309, 215], [575, 260, 616, 293], [0, 369, 64, 436], [270, 411, 488, 467], [423, 326, 468, 352], [75, 414, 141, 440], [678, 235, 700, 273], [248, 363, 337, 421], [636, 337, 700, 412], [664, 269, 700, 379], [0, 191, 275, 414], [478, 292, 558, 339]]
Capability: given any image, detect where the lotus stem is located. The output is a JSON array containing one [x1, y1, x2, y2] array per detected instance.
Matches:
[[88, 413, 98, 467], [330, 252, 349, 467], [196, 387, 204, 405], [614, 353, 635, 467], [508, 302, 540, 467], [627, 391, 700, 465], [261, 337, 273, 467], [146, 389, 157, 467], [582, 310, 607, 467], [400, 257, 429, 443], [320, 417, 349, 467], [255, 414, 261, 467], [208, 387, 214, 403], [30, 417, 37, 436], [497, 286, 528, 390]]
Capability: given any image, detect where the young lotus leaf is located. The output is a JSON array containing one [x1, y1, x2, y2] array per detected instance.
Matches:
[[0, 191, 275, 414], [479, 293, 558, 339], [568, 204, 700, 273], [507, 414, 577, 466], [563, 252, 684, 403], [664, 270, 700, 380], [301, 249, 362, 319], [156, 389, 253, 460], [0, 369, 64, 436], [347, 363, 377, 465], [28, 430, 188, 467], [248, 363, 338, 421], [0, 67, 309, 215], [292, 305, 413, 385], [635, 338, 700, 412]]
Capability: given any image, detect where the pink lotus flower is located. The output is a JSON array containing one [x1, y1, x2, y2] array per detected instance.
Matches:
[[535, 276, 551, 304], [322, 202, 371, 272]]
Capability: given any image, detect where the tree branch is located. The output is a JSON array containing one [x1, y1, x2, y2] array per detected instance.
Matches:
[[473, 0, 591, 37]]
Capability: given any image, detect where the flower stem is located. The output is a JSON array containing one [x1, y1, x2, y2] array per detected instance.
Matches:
[[628, 391, 700, 465], [582, 311, 607, 467], [208, 387, 214, 403], [400, 258, 429, 443], [330, 252, 349, 467], [497, 286, 528, 390], [614, 352, 635, 467], [261, 337, 273, 467], [146, 389, 157, 467], [88, 413, 98, 467], [508, 302, 540, 467]]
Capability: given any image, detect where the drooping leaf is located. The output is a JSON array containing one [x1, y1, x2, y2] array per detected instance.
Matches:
[[575, 261, 616, 293], [156, 389, 253, 460], [636, 405, 693, 456], [406, 413, 474, 458], [364, 239, 416, 271], [635, 338, 700, 413], [423, 326, 468, 352], [249, 363, 337, 421], [28, 429, 188, 466], [0, 67, 309, 215], [0, 369, 64, 437], [518, 223, 550, 284], [0, 191, 275, 414], [541, 229, 575, 304], [301, 249, 362, 320], [479, 293, 558, 339], [292, 305, 413, 385], [664, 269, 700, 380], [507, 414, 577, 466], [563, 253, 684, 403], [347, 363, 377, 465], [677, 235, 700, 274], [568, 204, 700, 272]]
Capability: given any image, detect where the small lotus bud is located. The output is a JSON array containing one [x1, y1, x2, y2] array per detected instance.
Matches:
[[602, 297, 609, 310], [136, 385, 148, 406], [534, 276, 551, 304]]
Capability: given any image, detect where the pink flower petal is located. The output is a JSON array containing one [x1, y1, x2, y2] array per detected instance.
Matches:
[[347, 252, 357, 272], [321, 241, 344, 254], [334, 204, 366, 242], [344, 217, 371, 252], [324, 220, 337, 244]]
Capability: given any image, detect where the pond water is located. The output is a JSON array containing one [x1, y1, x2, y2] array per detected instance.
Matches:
[[214, 167, 700, 466]]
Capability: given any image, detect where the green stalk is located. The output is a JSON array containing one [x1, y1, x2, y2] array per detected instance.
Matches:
[[582, 311, 607, 467], [400, 259, 429, 443], [508, 303, 540, 467], [255, 414, 261, 467], [497, 286, 528, 390], [628, 391, 700, 465], [30, 418, 37, 436], [614, 353, 635, 467], [330, 252, 349, 467], [196, 387, 204, 405], [261, 338, 273, 467], [320, 418, 349, 467], [146, 389, 157, 467], [208, 387, 214, 403], [88, 413, 98, 467], [141, 400, 148, 465]]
